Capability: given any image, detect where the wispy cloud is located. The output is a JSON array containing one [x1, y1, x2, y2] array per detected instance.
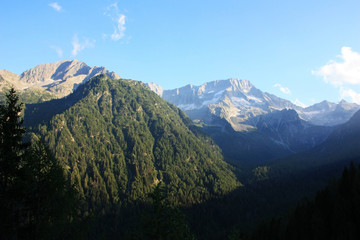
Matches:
[[105, 3, 127, 41], [312, 47, 360, 86], [49, 2, 62, 12], [112, 14, 126, 41], [274, 83, 291, 94], [50, 45, 63, 58], [71, 34, 95, 57]]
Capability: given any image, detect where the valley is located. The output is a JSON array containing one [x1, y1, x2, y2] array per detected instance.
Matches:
[[1, 60, 360, 239]]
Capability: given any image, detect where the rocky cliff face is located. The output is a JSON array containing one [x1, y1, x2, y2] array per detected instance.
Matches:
[[0, 60, 120, 98], [254, 109, 332, 153]]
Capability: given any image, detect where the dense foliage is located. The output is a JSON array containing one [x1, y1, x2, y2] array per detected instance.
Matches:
[[241, 162, 360, 240], [0, 89, 78, 239], [25, 75, 240, 214]]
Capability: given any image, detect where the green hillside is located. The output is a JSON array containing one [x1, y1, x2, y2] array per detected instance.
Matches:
[[25, 75, 240, 212]]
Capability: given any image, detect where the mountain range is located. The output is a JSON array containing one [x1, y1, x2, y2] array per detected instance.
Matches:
[[146, 78, 360, 165], [2, 60, 357, 127], [2, 60, 359, 166], [147, 78, 360, 128]]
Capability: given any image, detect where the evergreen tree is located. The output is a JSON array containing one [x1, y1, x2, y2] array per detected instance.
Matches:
[[0, 88, 29, 238], [0, 88, 79, 239], [0, 88, 28, 186]]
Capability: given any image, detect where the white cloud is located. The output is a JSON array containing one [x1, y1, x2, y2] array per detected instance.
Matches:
[[71, 35, 95, 57], [340, 87, 360, 104], [312, 47, 360, 86], [49, 2, 62, 12], [105, 3, 127, 41], [50, 45, 63, 58], [111, 14, 126, 41], [274, 83, 291, 94]]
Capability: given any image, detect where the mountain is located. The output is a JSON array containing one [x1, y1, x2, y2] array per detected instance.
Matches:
[[253, 109, 332, 153], [307, 109, 360, 163], [269, 109, 360, 176], [156, 78, 300, 131], [148, 79, 360, 130], [24, 75, 240, 210], [146, 79, 359, 165], [201, 109, 332, 168], [300, 100, 360, 126], [0, 60, 120, 101], [188, 109, 360, 239]]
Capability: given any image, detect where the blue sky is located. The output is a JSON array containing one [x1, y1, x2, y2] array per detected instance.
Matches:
[[1, 0, 360, 106]]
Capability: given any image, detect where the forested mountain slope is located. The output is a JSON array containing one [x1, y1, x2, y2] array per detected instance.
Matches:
[[24, 75, 240, 212]]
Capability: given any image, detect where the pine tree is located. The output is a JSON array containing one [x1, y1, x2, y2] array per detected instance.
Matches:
[[0, 88, 29, 238], [0, 88, 28, 187], [0, 88, 80, 239]]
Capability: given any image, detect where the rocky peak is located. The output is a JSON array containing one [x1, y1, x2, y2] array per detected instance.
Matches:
[[305, 100, 336, 112], [20, 61, 65, 83], [1, 60, 121, 98], [337, 99, 358, 111], [51, 60, 91, 80]]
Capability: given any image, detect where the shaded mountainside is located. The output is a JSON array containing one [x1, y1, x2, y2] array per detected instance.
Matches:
[[24, 75, 240, 211], [253, 109, 332, 153], [199, 109, 333, 168], [270, 109, 360, 175], [184, 110, 360, 240]]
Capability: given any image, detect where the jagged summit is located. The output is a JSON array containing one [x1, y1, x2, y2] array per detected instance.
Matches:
[[160, 78, 298, 131], [1, 60, 120, 98]]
